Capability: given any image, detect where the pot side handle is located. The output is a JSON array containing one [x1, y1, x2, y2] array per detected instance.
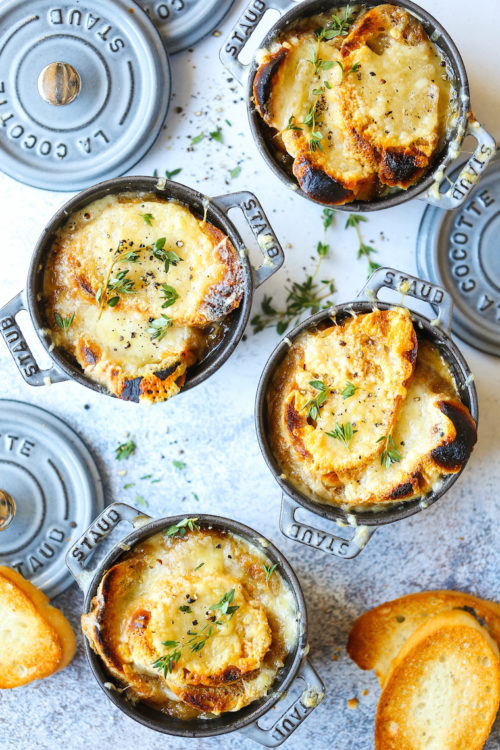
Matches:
[[212, 191, 284, 287], [423, 119, 496, 209], [280, 494, 376, 559], [65, 502, 150, 595], [219, 0, 296, 84], [0, 291, 68, 386], [358, 266, 453, 333], [239, 659, 325, 747]]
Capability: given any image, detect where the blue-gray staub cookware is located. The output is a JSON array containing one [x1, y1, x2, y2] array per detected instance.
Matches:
[[255, 267, 478, 559], [66, 505, 325, 745], [220, 0, 495, 212], [0, 176, 283, 402]]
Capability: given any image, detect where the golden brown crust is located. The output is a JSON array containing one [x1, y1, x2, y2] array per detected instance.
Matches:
[[0, 566, 75, 688]]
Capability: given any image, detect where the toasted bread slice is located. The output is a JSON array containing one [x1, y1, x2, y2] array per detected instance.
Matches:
[[0, 566, 75, 688], [253, 35, 377, 204], [375, 610, 500, 750], [340, 5, 445, 189], [275, 308, 417, 481], [348, 590, 500, 687]]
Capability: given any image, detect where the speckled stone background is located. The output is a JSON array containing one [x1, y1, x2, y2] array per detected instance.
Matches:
[[1, 1, 499, 748]]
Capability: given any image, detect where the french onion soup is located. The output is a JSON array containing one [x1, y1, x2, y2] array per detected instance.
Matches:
[[82, 520, 299, 719], [266, 308, 477, 509], [253, 3, 457, 205], [42, 193, 244, 403]]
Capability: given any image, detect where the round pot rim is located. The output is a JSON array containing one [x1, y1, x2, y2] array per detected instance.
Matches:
[[255, 301, 479, 528], [81, 512, 309, 738], [246, 0, 471, 212], [25, 175, 255, 399]]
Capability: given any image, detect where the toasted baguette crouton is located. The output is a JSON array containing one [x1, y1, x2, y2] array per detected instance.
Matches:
[[375, 610, 500, 750], [348, 590, 500, 687], [0, 566, 75, 688]]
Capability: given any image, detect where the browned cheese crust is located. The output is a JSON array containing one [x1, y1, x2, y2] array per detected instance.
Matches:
[[43, 194, 244, 403], [253, 4, 454, 204], [82, 527, 298, 719], [266, 309, 476, 509]]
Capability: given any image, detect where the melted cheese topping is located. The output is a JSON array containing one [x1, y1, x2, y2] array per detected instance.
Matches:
[[43, 194, 243, 403], [82, 527, 298, 719], [268, 312, 474, 509], [255, 4, 455, 201]]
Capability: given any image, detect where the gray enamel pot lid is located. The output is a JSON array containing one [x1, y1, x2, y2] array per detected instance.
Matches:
[[135, 0, 235, 54], [417, 150, 500, 357], [0, 400, 104, 598], [0, 0, 171, 191]]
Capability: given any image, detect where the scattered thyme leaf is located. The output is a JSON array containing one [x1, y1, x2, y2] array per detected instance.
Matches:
[[115, 439, 136, 461], [135, 494, 148, 507], [341, 381, 358, 400], [209, 126, 223, 143], [229, 165, 241, 179], [140, 212, 154, 226], [190, 133, 204, 147], [194, 562, 205, 571], [263, 563, 278, 582], [54, 312, 75, 331], [377, 435, 402, 469], [165, 168, 182, 179], [123, 482, 135, 489], [164, 517, 200, 538], [325, 422, 358, 450], [179, 605, 192, 613], [172, 460, 186, 470]]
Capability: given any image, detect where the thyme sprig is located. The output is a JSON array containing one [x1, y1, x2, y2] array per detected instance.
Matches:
[[315, 5, 355, 41], [209, 589, 239, 619], [251, 209, 336, 335], [263, 563, 278, 583], [345, 214, 380, 276], [164, 517, 200, 538], [325, 421, 358, 450], [147, 314, 173, 341], [341, 381, 358, 400], [115, 439, 136, 461], [54, 312, 75, 331], [152, 641, 183, 676], [377, 434, 402, 469], [303, 380, 328, 420]]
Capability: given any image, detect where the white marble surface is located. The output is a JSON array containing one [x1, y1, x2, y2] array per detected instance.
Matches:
[[1, 1, 500, 748]]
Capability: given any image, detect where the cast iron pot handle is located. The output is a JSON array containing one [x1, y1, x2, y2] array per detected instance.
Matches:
[[66, 502, 150, 595], [359, 266, 453, 333], [212, 191, 284, 287], [424, 119, 496, 209], [239, 659, 324, 747], [280, 494, 376, 559], [0, 291, 68, 386], [219, 0, 297, 84]]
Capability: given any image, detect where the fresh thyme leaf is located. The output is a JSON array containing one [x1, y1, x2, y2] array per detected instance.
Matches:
[[210, 589, 239, 618], [192, 492, 199, 502], [317, 240, 330, 257], [341, 381, 358, 400], [179, 605, 192, 613], [164, 517, 200, 538], [303, 380, 328, 420], [152, 642, 182, 676], [115, 439, 136, 461], [225, 119, 232, 127], [322, 208, 335, 230], [161, 284, 179, 309], [229, 165, 241, 179], [345, 214, 367, 228], [153, 168, 158, 177], [106, 296, 120, 307], [263, 563, 278, 582], [190, 133, 204, 147], [324, 79, 333, 89], [209, 126, 223, 143], [54, 311, 75, 331], [357, 243, 377, 260], [147, 314, 173, 341], [310, 130, 323, 152], [165, 168, 182, 179], [194, 562, 205, 571], [325, 422, 358, 450], [135, 494, 148, 508], [172, 460, 186, 470], [377, 435, 402, 469], [187, 624, 213, 652], [141, 474, 152, 480], [140, 212, 154, 226], [285, 114, 303, 132], [107, 269, 136, 296], [348, 62, 361, 74], [123, 482, 135, 489], [152, 238, 183, 273]]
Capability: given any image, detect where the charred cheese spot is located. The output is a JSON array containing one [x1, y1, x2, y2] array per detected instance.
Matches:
[[253, 4, 455, 204], [43, 193, 244, 403], [82, 528, 298, 720], [267, 313, 476, 509]]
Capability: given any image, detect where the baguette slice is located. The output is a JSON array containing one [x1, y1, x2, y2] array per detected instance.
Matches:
[[0, 566, 75, 688], [348, 590, 500, 687], [375, 610, 500, 750]]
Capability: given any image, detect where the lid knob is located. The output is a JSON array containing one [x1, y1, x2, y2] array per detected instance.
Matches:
[[37, 62, 81, 106], [0, 490, 16, 531]]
